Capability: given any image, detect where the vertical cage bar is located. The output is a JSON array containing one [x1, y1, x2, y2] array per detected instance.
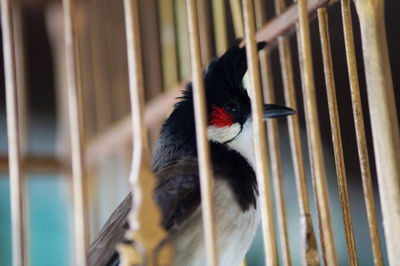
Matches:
[[353, 0, 400, 264], [274, 1, 319, 265], [212, 0, 228, 55], [318, 8, 358, 265], [197, 0, 213, 65], [13, 7, 28, 155], [1, 0, 26, 265], [230, 0, 244, 38], [175, 0, 191, 79], [254, 1, 292, 265], [121, 0, 170, 265], [89, 0, 113, 132], [62, 0, 89, 264], [159, 0, 179, 90], [297, 0, 338, 265], [340, 1, 383, 265], [242, 0, 277, 265], [186, 0, 218, 265]]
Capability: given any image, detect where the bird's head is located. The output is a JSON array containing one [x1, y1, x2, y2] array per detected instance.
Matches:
[[200, 41, 294, 145], [161, 41, 294, 152]]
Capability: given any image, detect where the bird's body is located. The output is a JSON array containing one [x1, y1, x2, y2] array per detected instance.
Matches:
[[88, 42, 294, 266], [157, 119, 260, 266]]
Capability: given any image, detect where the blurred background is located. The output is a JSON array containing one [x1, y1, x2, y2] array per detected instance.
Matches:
[[0, 0, 399, 265]]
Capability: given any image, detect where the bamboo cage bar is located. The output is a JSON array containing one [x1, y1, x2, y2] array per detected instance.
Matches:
[[340, 0, 383, 264], [254, 1, 292, 265], [212, 0, 228, 55], [242, 0, 277, 265], [353, 0, 400, 264], [274, 0, 319, 265], [0, 155, 63, 172], [297, 0, 337, 265], [318, 8, 358, 265], [104, 0, 130, 120], [230, 0, 244, 38], [62, 0, 90, 264], [159, 0, 179, 91], [186, 0, 218, 265], [1, 0, 26, 265], [196, 0, 213, 66], [119, 0, 170, 264], [297, 23, 329, 265], [13, 6, 28, 156], [89, 0, 113, 132], [175, 0, 191, 79]]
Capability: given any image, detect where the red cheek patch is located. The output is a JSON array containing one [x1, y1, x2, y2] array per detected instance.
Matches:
[[209, 106, 234, 128]]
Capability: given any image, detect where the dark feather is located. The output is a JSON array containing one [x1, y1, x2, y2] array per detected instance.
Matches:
[[204, 41, 266, 93], [154, 159, 200, 230]]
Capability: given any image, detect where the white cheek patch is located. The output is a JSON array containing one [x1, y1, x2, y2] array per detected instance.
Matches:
[[207, 123, 241, 143]]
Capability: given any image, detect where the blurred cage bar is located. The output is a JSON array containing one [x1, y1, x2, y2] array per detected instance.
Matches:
[[1, 0, 399, 265]]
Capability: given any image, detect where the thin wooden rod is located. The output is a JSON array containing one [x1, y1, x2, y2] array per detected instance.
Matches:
[[353, 0, 400, 264], [340, 1, 383, 265], [212, 0, 228, 55], [175, 0, 191, 79], [62, 0, 89, 264], [318, 8, 358, 265], [122, 0, 169, 264], [159, 0, 179, 90], [242, 1, 277, 265], [90, 0, 113, 132], [274, 1, 319, 265], [261, 47, 292, 266], [297, 0, 337, 265], [1, 0, 26, 265], [0, 155, 63, 172], [197, 0, 213, 65], [230, 0, 244, 37], [186, 0, 218, 265], [254, 1, 291, 265], [13, 6, 28, 155]]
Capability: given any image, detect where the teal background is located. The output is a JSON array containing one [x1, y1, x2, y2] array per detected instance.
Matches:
[[0, 175, 71, 266]]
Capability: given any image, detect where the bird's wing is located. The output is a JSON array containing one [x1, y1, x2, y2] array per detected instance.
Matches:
[[155, 158, 201, 230], [88, 191, 132, 266], [88, 158, 200, 266]]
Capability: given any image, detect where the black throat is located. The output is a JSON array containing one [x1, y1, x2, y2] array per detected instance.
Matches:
[[210, 142, 258, 211]]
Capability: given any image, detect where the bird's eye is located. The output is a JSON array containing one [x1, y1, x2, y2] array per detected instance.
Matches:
[[224, 100, 240, 114]]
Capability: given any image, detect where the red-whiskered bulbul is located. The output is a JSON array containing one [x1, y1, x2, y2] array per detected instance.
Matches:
[[88, 42, 294, 266]]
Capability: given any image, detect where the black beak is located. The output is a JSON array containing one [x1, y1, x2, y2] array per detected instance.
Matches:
[[263, 104, 295, 119]]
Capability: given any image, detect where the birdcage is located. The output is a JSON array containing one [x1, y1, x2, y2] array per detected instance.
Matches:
[[1, 0, 399, 265]]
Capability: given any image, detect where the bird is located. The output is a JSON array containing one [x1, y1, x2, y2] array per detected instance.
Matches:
[[88, 41, 295, 266]]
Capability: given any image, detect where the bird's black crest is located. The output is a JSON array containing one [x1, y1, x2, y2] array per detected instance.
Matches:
[[204, 41, 266, 94], [179, 41, 267, 104]]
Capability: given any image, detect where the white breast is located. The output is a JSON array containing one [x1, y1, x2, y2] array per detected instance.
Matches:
[[171, 119, 259, 266], [171, 180, 260, 266]]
